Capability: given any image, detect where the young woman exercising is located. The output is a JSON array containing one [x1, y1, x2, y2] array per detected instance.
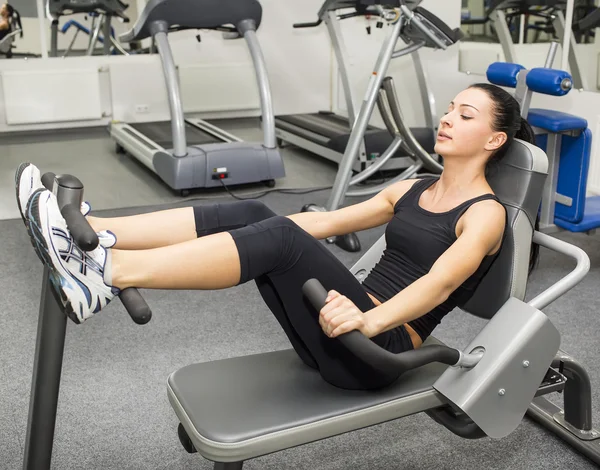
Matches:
[[16, 83, 535, 390]]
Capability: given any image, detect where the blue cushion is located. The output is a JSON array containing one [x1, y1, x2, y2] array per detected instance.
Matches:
[[526, 68, 572, 96], [528, 108, 587, 133], [535, 129, 592, 224], [486, 62, 525, 88], [555, 196, 600, 232]]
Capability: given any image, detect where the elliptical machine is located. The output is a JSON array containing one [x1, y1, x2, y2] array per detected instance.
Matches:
[[303, 4, 462, 252]]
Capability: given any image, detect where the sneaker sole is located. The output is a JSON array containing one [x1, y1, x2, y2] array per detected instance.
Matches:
[[27, 190, 82, 325], [15, 162, 33, 224]]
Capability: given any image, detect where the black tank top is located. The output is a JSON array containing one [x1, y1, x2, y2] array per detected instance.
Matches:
[[362, 177, 504, 342]]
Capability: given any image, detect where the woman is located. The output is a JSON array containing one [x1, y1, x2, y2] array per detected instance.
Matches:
[[0, 4, 18, 43], [16, 83, 535, 391]]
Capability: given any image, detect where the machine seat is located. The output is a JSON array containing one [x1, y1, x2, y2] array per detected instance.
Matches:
[[528, 108, 588, 133], [168, 337, 448, 463], [555, 195, 600, 232]]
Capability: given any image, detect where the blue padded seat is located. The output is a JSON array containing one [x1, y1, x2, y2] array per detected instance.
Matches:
[[555, 196, 600, 232], [528, 109, 587, 133]]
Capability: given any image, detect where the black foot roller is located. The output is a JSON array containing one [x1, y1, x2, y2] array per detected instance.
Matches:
[[333, 233, 361, 252]]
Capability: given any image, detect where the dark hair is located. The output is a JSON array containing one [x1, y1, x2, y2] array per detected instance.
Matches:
[[468, 83, 539, 274]]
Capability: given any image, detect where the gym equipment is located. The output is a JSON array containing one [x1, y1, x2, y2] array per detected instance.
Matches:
[[59, 16, 130, 57], [22, 172, 151, 470], [0, 6, 22, 59], [109, 0, 285, 196], [462, 1, 587, 89], [276, 0, 438, 175], [46, 0, 130, 57], [300, 4, 462, 252], [168, 138, 600, 468], [486, 46, 600, 234]]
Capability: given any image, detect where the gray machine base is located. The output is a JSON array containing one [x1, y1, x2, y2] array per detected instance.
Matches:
[[154, 142, 285, 191]]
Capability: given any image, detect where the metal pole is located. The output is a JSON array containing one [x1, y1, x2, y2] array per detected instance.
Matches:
[[86, 14, 103, 55], [326, 18, 403, 211], [152, 22, 187, 156], [238, 20, 276, 149], [492, 10, 517, 63], [50, 20, 58, 58], [36, 0, 48, 58], [544, 41, 559, 68], [539, 134, 561, 231], [103, 16, 112, 55], [562, 0, 575, 71], [23, 177, 84, 470]]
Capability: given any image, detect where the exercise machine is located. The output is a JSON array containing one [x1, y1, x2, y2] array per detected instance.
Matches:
[[168, 137, 600, 467], [462, 1, 588, 89], [275, 0, 439, 175], [22, 173, 152, 470], [59, 16, 131, 57], [109, 0, 285, 195], [46, 0, 130, 57], [301, 4, 462, 252]]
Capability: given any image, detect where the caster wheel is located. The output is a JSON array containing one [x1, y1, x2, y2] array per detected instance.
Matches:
[[301, 204, 325, 213], [115, 143, 125, 154], [180, 189, 190, 197], [263, 179, 276, 188], [177, 423, 197, 454], [335, 233, 361, 252]]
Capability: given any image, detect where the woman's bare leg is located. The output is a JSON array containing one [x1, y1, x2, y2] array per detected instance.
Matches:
[[111, 232, 242, 290], [88, 208, 197, 250]]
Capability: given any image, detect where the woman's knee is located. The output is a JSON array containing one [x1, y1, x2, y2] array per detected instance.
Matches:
[[244, 200, 277, 223]]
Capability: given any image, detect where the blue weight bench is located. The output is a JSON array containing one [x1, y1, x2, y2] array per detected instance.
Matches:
[[487, 61, 600, 233]]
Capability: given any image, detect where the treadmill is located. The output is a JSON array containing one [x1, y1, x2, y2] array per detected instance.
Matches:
[[110, 0, 285, 196], [275, 0, 438, 175]]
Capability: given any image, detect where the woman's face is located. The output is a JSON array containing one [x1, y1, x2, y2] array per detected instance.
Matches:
[[0, 4, 8, 18], [434, 87, 507, 160]]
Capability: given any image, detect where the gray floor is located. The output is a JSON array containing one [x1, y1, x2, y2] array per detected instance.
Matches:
[[1, 122, 599, 469]]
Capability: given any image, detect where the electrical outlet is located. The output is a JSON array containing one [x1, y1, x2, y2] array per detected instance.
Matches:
[[135, 104, 150, 114]]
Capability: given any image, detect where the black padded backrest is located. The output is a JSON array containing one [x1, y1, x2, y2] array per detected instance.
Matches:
[[125, 0, 262, 41], [458, 139, 548, 318]]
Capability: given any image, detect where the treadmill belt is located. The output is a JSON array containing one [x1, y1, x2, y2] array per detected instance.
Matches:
[[277, 112, 380, 141], [130, 121, 217, 149]]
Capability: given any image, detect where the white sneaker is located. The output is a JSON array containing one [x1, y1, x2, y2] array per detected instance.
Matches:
[[16, 162, 92, 225], [15, 162, 42, 224], [27, 188, 119, 324]]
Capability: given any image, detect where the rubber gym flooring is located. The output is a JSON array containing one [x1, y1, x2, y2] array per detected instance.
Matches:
[[0, 119, 599, 469]]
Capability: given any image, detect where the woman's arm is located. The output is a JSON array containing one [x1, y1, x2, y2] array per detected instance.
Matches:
[[286, 179, 418, 240], [319, 200, 506, 338]]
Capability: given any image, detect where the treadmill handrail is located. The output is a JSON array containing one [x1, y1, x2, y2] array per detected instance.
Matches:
[[382, 77, 442, 173]]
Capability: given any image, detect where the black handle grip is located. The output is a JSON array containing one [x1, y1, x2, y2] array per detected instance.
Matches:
[[293, 19, 322, 28], [61, 204, 98, 252], [302, 279, 460, 378], [119, 288, 152, 324], [41, 172, 56, 190]]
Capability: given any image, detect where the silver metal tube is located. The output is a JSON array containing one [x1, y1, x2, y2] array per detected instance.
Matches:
[[63, 29, 80, 57], [544, 42, 559, 68], [411, 50, 437, 131], [153, 28, 187, 156], [492, 10, 516, 63], [327, 20, 402, 211], [50, 20, 58, 57], [110, 36, 129, 55], [518, 14, 526, 44], [539, 133, 561, 229], [102, 15, 111, 55], [325, 18, 403, 211], [241, 25, 276, 149], [528, 231, 590, 311], [561, 0, 575, 71], [349, 136, 404, 185], [383, 77, 443, 173], [86, 14, 103, 56], [326, 11, 356, 124], [391, 40, 425, 59], [346, 162, 422, 197]]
